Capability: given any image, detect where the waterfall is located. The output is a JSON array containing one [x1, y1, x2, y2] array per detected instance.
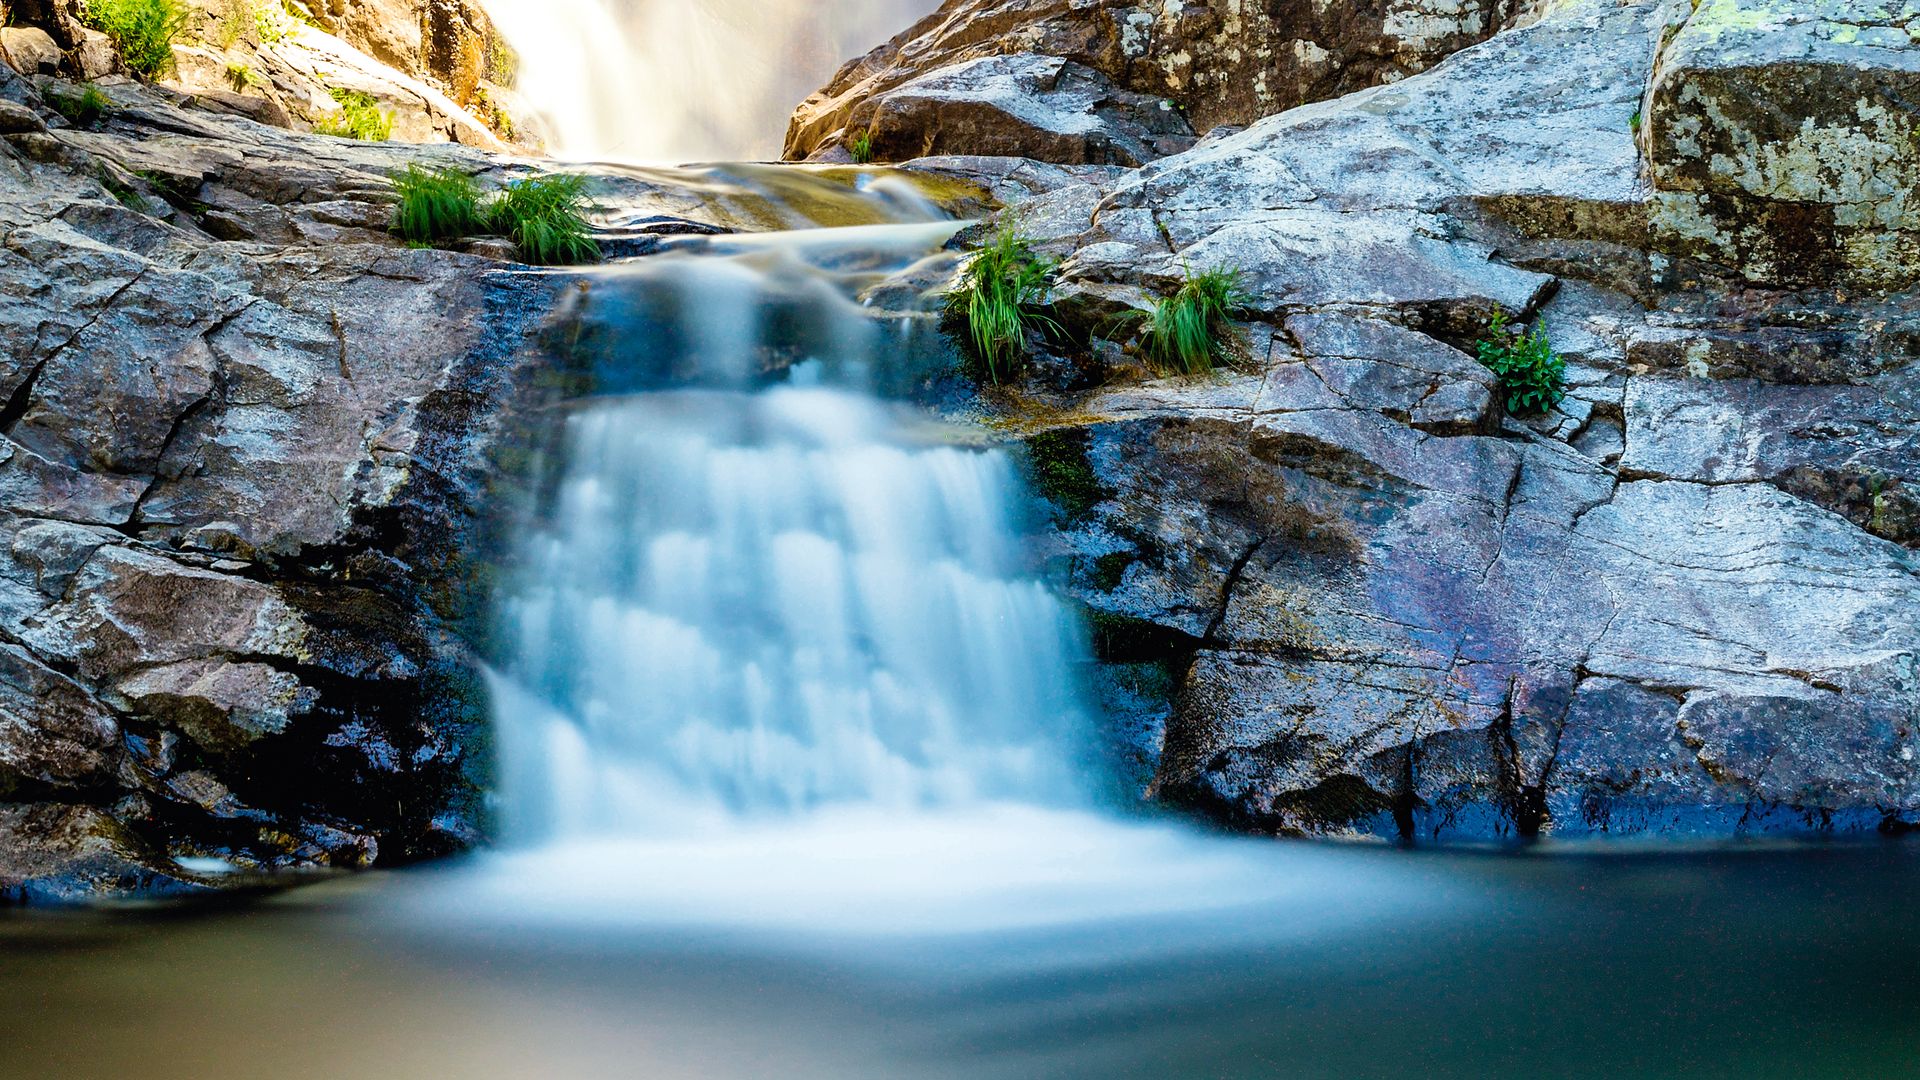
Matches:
[[475, 0, 938, 162], [488, 216, 1095, 847]]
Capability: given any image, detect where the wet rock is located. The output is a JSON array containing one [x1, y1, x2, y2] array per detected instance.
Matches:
[[0, 804, 206, 904]]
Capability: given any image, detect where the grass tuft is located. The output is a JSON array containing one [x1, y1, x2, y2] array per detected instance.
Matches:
[[1476, 306, 1566, 416], [385, 169, 599, 265], [391, 165, 484, 242], [944, 218, 1059, 384], [848, 129, 875, 165], [80, 0, 190, 80], [483, 174, 600, 266], [1139, 266, 1245, 375], [47, 84, 113, 127], [224, 62, 265, 92], [314, 88, 393, 141]]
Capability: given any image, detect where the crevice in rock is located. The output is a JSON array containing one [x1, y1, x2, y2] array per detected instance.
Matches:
[[1200, 537, 1266, 645]]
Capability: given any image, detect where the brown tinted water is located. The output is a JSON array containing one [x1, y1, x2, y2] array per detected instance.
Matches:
[[4, 838, 1917, 1080]]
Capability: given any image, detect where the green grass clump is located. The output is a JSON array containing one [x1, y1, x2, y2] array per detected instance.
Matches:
[[81, 0, 190, 79], [47, 84, 112, 127], [314, 88, 392, 141], [848, 129, 875, 164], [1139, 266, 1245, 374], [1476, 306, 1566, 416], [391, 165, 484, 242], [945, 219, 1058, 384], [224, 62, 265, 92], [483, 174, 599, 265], [384, 169, 599, 265]]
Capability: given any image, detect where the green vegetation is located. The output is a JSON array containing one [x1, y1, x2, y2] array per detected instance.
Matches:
[[46, 84, 112, 127], [385, 169, 600, 266], [484, 174, 599, 265], [95, 168, 151, 213], [80, 0, 190, 80], [945, 218, 1059, 384], [1138, 266, 1245, 375], [391, 166, 485, 243], [254, 0, 309, 44], [1024, 427, 1105, 523], [224, 62, 266, 92], [1476, 306, 1566, 416], [848, 130, 875, 165], [314, 88, 393, 141]]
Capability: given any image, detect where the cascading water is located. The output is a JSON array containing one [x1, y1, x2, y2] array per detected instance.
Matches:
[[475, 0, 938, 162], [448, 190, 1342, 937]]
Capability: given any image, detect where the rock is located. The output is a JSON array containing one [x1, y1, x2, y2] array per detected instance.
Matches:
[[72, 26, 115, 80], [985, 0, 1920, 841], [837, 52, 1194, 166], [0, 27, 61, 77], [788, 0, 1529, 163], [0, 804, 207, 904], [0, 76, 588, 898], [1645, 0, 1920, 290], [0, 98, 45, 134]]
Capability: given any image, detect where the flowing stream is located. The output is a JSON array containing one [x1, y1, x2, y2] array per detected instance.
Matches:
[[453, 193, 1333, 936], [3, 28, 1919, 1080]]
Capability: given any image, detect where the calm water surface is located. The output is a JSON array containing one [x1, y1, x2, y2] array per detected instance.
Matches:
[[4, 838, 1916, 1080]]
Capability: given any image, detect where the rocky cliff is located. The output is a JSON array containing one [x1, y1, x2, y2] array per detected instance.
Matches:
[[885, 0, 1920, 840]]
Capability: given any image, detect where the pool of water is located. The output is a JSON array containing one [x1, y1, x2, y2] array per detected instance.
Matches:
[[4, 835, 1916, 1079]]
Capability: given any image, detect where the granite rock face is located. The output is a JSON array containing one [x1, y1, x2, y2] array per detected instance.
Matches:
[[0, 64, 575, 900], [787, 0, 1532, 162], [929, 0, 1920, 841]]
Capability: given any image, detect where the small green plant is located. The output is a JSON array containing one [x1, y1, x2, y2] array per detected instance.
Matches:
[[46, 83, 112, 127], [96, 168, 151, 213], [314, 88, 393, 141], [224, 62, 265, 92], [391, 165, 484, 242], [80, 0, 191, 80], [848, 129, 875, 164], [482, 174, 599, 265], [1138, 265, 1245, 375], [1476, 306, 1566, 416], [944, 218, 1059, 383], [254, 0, 309, 44]]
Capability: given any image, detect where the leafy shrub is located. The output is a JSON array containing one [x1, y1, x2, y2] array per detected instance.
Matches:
[[47, 84, 112, 127], [482, 174, 600, 265], [1476, 306, 1566, 416], [81, 0, 190, 80], [391, 165, 483, 242], [314, 88, 392, 141], [848, 130, 875, 164], [944, 218, 1059, 384], [1139, 266, 1245, 375]]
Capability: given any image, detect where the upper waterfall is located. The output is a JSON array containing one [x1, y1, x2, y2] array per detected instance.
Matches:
[[474, 0, 937, 162]]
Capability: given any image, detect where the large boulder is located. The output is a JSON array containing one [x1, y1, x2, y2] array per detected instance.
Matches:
[[0, 76, 579, 898], [1644, 0, 1920, 290], [787, 0, 1531, 162], [944, 0, 1920, 840]]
